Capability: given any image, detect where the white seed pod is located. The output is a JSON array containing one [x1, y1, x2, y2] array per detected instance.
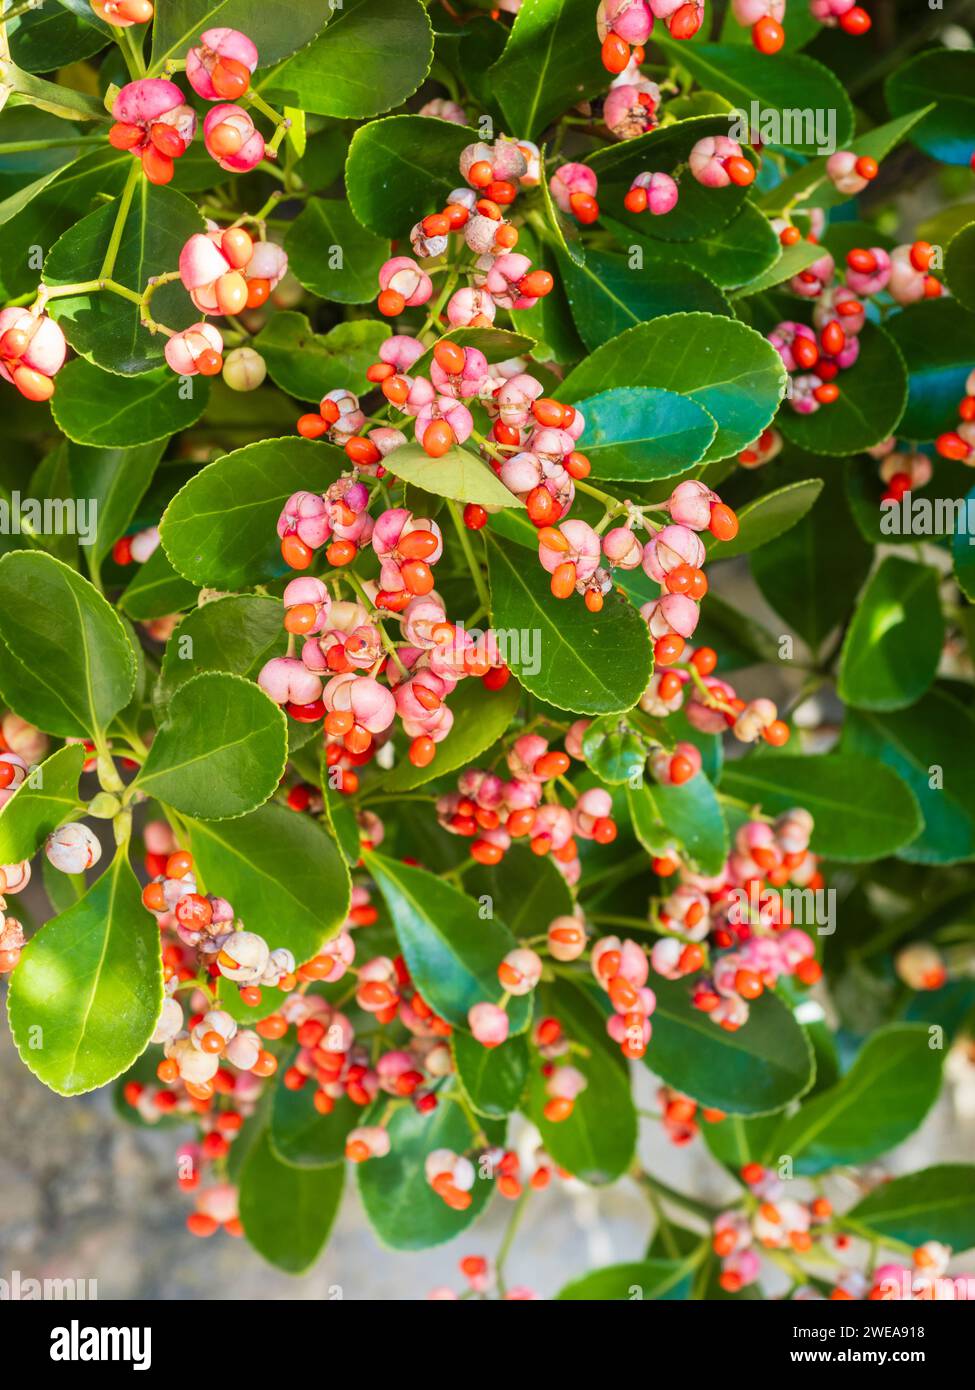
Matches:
[[225, 1028, 261, 1071], [44, 822, 102, 875], [222, 345, 267, 392], [191, 1008, 237, 1050], [151, 996, 184, 1045], [0, 859, 32, 893], [217, 930, 270, 983], [168, 1037, 220, 1085], [260, 946, 296, 987]]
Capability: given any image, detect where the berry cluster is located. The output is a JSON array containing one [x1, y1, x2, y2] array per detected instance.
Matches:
[[935, 367, 975, 466], [0, 307, 67, 402]]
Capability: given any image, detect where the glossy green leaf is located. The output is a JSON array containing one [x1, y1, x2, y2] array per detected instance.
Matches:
[[733, 237, 823, 298], [465, 844, 575, 939], [0, 551, 136, 738], [364, 851, 531, 1034], [557, 1257, 700, 1301], [654, 37, 853, 154], [526, 980, 637, 1184], [381, 674, 520, 794], [160, 437, 346, 588], [837, 557, 943, 711], [488, 0, 606, 142], [720, 753, 922, 862], [751, 464, 872, 652], [9, 4, 107, 73], [945, 223, 975, 314], [488, 534, 652, 716], [254, 313, 389, 402], [7, 850, 162, 1096], [0, 744, 85, 864], [841, 692, 975, 866], [846, 1166, 975, 1252], [562, 314, 785, 463], [604, 205, 780, 293], [67, 440, 165, 576], [587, 116, 752, 244], [378, 443, 524, 509], [118, 543, 198, 621], [239, 1128, 344, 1273], [886, 49, 975, 165], [260, 0, 433, 118], [707, 479, 823, 560], [357, 1093, 503, 1250], [271, 1063, 359, 1167], [135, 672, 287, 820], [628, 773, 728, 878], [452, 1031, 528, 1120], [284, 198, 389, 304], [646, 974, 814, 1115], [581, 716, 646, 785], [779, 324, 907, 456], [188, 800, 349, 968], [155, 594, 283, 711], [884, 299, 975, 443], [149, 0, 332, 70], [44, 182, 205, 375], [573, 387, 715, 483], [559, 247, 731, 350], [345, 114, 476, 238], [769, 1025, 943, 1175], [52, 360, 207, 448]]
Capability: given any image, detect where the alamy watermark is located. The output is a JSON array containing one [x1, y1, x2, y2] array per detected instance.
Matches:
[[728, 883, 836, 935], [728, 101, 837, 155], [0, 492, 97, 547], [880, 490, 975, 543], [1, 1268, 97, 1300]]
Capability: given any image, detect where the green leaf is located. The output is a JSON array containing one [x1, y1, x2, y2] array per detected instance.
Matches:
[[779, 323, 907, 456], [9, 4, 107, 73], [44, 182, 204, 375], [587, 116, 753, 244], [488, 0, 606, 142], [160, 437, 346, 588], [284, 198, 389, 304], [1, 60, 110, 123], [52, 360, 207, 448], [155, 594, 283, 711], [841, 692, 975, 866], [0, 744, 85, 863], [512, 223, 584, 363], [886, 49, 975, 166], [646, 974, 814, 1115], [364, 851, 531, 1034], [751, 462, 872, 652], [67, 439, 165, 576], [720, 753, 922, 862], [556, 1257, 699, 1301], [526, 980, 637, 1184], [0, 551, 136, 738], [357, 1093, 503, 1250], [135, 672, 287, 820], [345, 114, 476, 238], [239, 1128, 344, 1272], [118, 543, 198, 621], [604, 205, 780, 293], [6, 849, 163, 1096], [562, 314, 785, 464], [733, 236, 823, 298], [149, 0, 333, 70], [378, 443, 525, 509], [260, 0, 433, 119], [581, 716, 646, 785], [702, 1111, 784, 1172], [465, 844, 575, 938], [945, 223, 975, 314], [558, 247, 731, 349], [769, 1025, 943, 1175], [188, 800, 349, 972], [573, 387, 715, 484], [487, 533, 652, 716], [884, 299, 975, 443], [271, 1060, 359, 1167], [707, 479, 823, 561], [628, 774, 728, 877], [452, 1031, 528, 1120], [381, 673, 521, 794], [655, 37, 853, 154], [954, 486, 975, 602], [837, 557, 943, 711], [846, 1166, 975, 1252], [254, 313, 389, 402]]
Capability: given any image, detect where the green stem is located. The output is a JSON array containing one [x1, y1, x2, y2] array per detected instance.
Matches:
[[446, 499, 491, 613], [0, 134, 107, 153], [495, 1188, 530, 1298], [99, 161, 140, 279], [1, 0, 44, 23], [116, 19, 146, 80]]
